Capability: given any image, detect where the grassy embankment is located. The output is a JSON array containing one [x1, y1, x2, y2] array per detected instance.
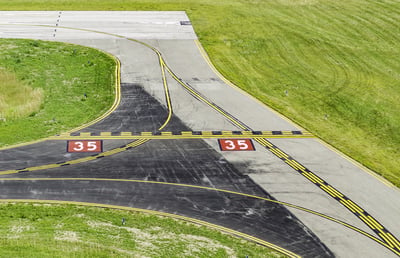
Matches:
[[0, 39, 115, 146], [0, 69, 43, 120], [1, 1, 399, 186], [0, 203, 284, 257]]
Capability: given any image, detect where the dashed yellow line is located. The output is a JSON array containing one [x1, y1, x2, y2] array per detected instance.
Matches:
[[2, 23, 399, 254], [69, 27, 400, 255]]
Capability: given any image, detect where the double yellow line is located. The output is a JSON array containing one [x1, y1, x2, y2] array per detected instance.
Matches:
[[2, 23, 399, 255]]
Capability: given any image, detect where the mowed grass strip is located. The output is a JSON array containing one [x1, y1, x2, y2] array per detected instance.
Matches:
[[0, 69, 43, 120], [1, 1, 399, 187], [0, 203, 285, 258], [0, 39, 115, 147]]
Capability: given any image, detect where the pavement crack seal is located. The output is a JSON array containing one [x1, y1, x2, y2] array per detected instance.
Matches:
[[1, 23, 400, 255], [0, 178, 398, 256]]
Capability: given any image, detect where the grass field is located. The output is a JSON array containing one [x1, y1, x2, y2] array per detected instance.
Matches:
[[0, 39, 115, 147], [0, 68, 43, 120], [0, 203, 284, 257], [0, 1, 399, 186]]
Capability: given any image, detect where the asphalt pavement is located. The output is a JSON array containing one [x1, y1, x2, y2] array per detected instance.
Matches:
[[0, 11, 399, 258]]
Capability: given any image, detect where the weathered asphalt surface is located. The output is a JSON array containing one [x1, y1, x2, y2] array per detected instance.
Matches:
[[0, 82, 332, 257], [0, 11, 399, 257]]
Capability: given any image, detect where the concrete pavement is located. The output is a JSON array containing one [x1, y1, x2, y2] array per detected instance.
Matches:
[[0, 11, 399, 257]]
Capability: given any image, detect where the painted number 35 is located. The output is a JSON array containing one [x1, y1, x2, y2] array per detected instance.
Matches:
[[67, 140, 103, 153], [218, 139, 255, 151]]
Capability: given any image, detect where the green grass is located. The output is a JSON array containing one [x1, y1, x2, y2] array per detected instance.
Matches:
[[0, 1, 399, 187], [0, 203, 284, 257], [0, 68, 43, 120], [0, 39, 115, 147]]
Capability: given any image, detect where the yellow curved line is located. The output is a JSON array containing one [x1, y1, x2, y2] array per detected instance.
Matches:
[[0, 51, 121, 151], [191, 38, 400, 248], [193, 39, 396, 190], [0, 199, 300, 258], [68, 56, 121, 132], [0, 23, 174, 171], [158, 57, 173, 130], [163, 64, 248, 130], [2, 23, 398, 252], [0, 177, 397, 256], [193, 39, 303, 130], [0, 139, 150, 175]]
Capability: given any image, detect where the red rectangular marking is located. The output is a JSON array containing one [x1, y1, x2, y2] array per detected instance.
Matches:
[[67, 140, 103, 153], [218, 139, 255, 151]]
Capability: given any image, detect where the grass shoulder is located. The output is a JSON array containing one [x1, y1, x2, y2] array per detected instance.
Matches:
[[0, 68, 44, 120], [1, 1, 399, 187], [0, 202, 285, 257], [0, 39, 116, 147]]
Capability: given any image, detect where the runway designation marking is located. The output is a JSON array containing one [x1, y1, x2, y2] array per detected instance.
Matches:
[[67, 140, 103, 153], [218, 139, 255, 151], [1, 22, 399, 255]]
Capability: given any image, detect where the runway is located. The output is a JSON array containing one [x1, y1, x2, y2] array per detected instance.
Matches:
[[0, 11, 399, 257]]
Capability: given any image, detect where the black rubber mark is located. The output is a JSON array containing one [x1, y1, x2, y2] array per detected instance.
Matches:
[[180, 21, 191, 25], [292, 131, 303, 135]]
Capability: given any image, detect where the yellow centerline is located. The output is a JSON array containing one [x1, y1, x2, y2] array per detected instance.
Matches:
[[0, 177, 397, 256], [1, 23, 399, 253], [0, 198, 299, 258], [0, 50, 121, 151]]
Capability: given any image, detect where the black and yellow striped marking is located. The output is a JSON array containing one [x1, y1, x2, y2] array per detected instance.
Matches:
[[2, 23, 399, 255], [49, 130, 314, 140], [0, 139, 149, 176], [255, 138, 400, 255], [0, 179, 397, 256]]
